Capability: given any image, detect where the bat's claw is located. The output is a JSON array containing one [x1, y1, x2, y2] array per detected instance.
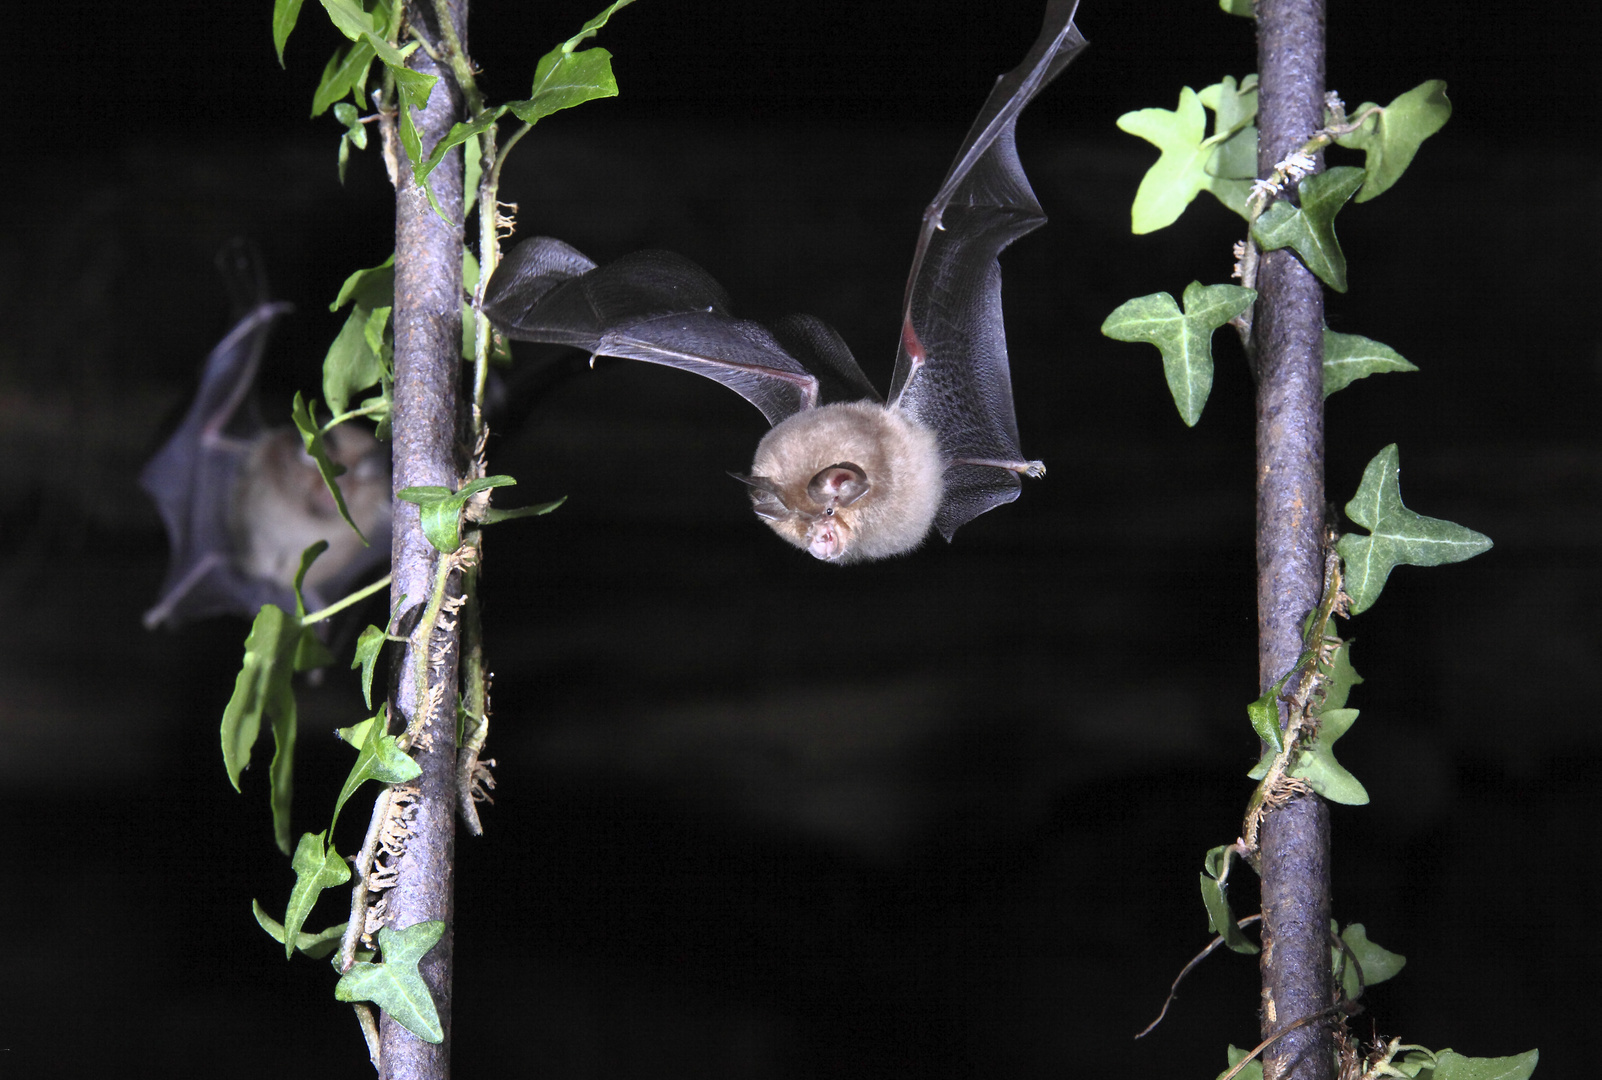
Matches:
[[1021, 460, 1046, 478]]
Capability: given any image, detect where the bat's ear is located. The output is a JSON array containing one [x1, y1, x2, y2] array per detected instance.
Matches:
[[807, 462, 869, 508], [728, 471, 793, 522]]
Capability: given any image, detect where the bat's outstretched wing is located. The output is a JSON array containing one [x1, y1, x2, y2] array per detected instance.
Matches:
[[889, 1, 1087, 539], [482, 236, 879, 426], [141, 298, 294, 628]]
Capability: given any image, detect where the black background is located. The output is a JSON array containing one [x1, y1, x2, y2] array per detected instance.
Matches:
[[3, 1, 1597, 1076]]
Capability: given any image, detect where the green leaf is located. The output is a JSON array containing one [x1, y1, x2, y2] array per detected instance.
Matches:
[[1429, 1050, 1538, 1080], [1101, 282, 1255, 426], [1337, 444, 1493, 614], [1250, 166, 1365, 293], [1197, 75, 1258, 140], [1200, 846, 1259, 955], [1247, 686, 1286, 753], [221, 604, 302, 853], [1296, 708, 1367, 804], [396, 475, 518, 554], [508, 48, 619, 126], [273, 0, 306, 66], [416, 108, 508, 191], [291, 394, 370, 545], [323, 308, 386, 418], [337, 715, 377, 748], [335, 921, 446, 1044], [1207, 125, 1258, 180], [313, 39, 376, 118], [482, 496, 567, 525], [1116, 88, 1254, 232], [391, 65, 439, 175], [282, 830, 352, 960], [331, 258, 396, 312], [1323, 329, 1418, 397], [352, 625, 386, 710], [253, 899, 347, 959], [1337, 81, 1452, 203], [1319, 642, 1362, 713], [1219, 1046, 1264, 1080], [332, 713, 422, 834], [318, 0, 414, 68], [1335, 923, 1405, 1000]]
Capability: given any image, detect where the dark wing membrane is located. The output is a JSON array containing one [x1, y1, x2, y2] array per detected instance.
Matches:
[[888, 1, 1087, 534], [483, 236, 877, 426], [140, 301, 294, 628]]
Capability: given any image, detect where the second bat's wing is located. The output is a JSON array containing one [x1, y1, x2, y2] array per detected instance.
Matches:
[[482, 237, 878, 426], [888, 1, 1088, 539]]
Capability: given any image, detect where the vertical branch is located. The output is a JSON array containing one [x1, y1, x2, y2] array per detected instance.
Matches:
[[1252, 2, 1333, 1079], [383, 1, 467, 1076]]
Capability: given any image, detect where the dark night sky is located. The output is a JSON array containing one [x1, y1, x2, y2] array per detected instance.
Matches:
[[4, 2, 1598, 1077]]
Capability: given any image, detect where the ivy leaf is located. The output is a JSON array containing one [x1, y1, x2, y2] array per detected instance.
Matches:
[[313, 40, 376, 118], [291, 394, 370, 545], [1323, 329, 1418, 397], [332, 712, 422, 834], [1117, 88, 1256, 232], [1101, 282, 1256, 426], [221, 604, 301, 853], [317, 0, 414, 69], [1207, 125, 1258, 181], [272, 0, 306, 66], [390, 65, 440, 174], [253, 899, 346, 960], [1337, 81, 1452, 203], [1251, 166, 1365, 293], [396, 475, 518, 554], [1334, 923, 1405, 1001], [1426, 1050, 1539, 1080], [323, 308, 386, 418], [1337, 444, 1493, 614], [1319, 641, 1363, 713], [331, 258, 396, 312], [281, 830, 352, 960], [335, 921, 447, 1044], [1221, 1046, 1265, 1080], [1219, 0, 1256, 17], [416, 108, 508, 192], [1200, 845, 1258, 955], [1246, 707, 1367, 804], [482, 496, 567, 526], [1197, 75, 1258, 141], [352, 625, 386, 709]]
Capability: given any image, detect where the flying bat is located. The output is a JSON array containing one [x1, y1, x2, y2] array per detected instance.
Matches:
[[482, 2, 1087, 563], [142, 241, 392, 629]]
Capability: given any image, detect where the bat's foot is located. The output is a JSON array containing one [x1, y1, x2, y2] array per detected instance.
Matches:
[[953, 456, 1046, 478]]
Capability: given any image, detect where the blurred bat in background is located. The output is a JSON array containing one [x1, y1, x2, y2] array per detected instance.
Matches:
[[482, 1, 1086, 563], [141, 240, 391, 629]]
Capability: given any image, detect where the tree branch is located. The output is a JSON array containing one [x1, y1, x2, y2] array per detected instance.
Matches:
[[1252, 2, 1334, 1078], [381, 0, 467, 1074]]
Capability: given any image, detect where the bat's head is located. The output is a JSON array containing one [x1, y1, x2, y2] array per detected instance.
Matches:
[[735, 402, 944, 564]]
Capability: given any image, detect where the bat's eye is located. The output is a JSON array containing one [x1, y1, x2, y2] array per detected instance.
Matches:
[[824, 506, 835, 516]]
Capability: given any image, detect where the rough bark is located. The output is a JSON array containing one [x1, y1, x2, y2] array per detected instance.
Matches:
[[381, 2, 468, 1075], [1252, 1, 1334, 1078]]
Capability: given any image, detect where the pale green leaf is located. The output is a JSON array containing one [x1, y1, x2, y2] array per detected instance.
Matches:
[[1200, 845, 1258, 955], [1251, 166, 1365, 293], [335, 921, 446, 1043], [1100, 282, 1256, 426], [1431, 1050, 1539, 1080], [1220, 1046, 1264, 1080], [1117, 88, 1254, 232], [1335, 923, 1405, 1000], [273, 0, 306, 67], [396, 476, 518, 554], [323, 308, 386, 417], [252, 899, 346, 960], [1219, 0, 1256, 17], [1323, 329, 1418, 396], [331, 258, 395, 312], [313, 40, 376, 118], [221, 604, 302, 853], [1337, 444, 1493, 614], [282, 830, 352, 959], [291, 394, 369, 544], [352, 626, 385, 710], [1337, 81, 1452, 203], [332, 713, 421, 833]]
